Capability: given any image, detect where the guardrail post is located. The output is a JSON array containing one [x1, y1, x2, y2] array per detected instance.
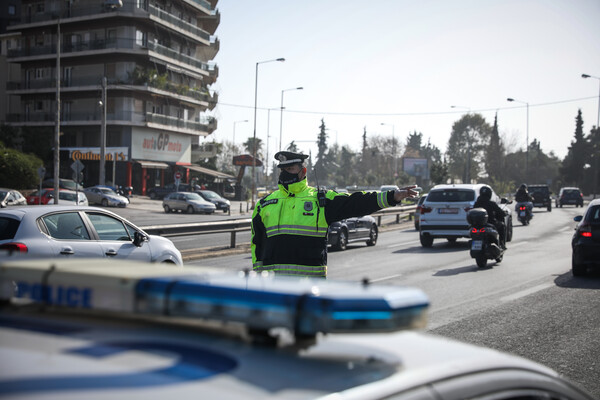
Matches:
[[230, 231, 236, 248], [396, 214, 400, 223], [377, 215, 382, 226], [239, 203, 242, 214]]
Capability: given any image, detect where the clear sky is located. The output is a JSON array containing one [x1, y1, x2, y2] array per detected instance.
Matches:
[[207, 0, 600, 168]]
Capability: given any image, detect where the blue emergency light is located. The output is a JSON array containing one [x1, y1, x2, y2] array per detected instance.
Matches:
[[0, 260, 429, 338]]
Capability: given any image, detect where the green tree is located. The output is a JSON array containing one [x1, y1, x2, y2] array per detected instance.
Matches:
[[446, 113, 492, 183], [429, 159, 449, 186], [485, 113, 506, 182], [243, 137, 263, 161], [0, 142, 43, 189], [560, 110, 588, 188], [405, 131, 422, 154]]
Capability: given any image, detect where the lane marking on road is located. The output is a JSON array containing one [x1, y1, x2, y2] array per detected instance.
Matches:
[[500, 283, 554, 302], [507, 241, 528, 248], [370, 274, 403, 282], [387, 240, 420, 248], [559, 226, 574, 232]]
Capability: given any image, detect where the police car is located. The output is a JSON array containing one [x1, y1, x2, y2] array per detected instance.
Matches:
[[0, 259, 593, 400]]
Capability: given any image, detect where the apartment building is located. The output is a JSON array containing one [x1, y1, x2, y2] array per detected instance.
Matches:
[[5, 0, 219, 195]]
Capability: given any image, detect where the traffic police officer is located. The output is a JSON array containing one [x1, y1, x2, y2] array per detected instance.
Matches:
[[251, 151, 418, 278]]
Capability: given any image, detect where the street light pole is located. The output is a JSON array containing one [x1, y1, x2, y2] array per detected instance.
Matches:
[[380, 123, 396, 178], [507, 98, 529, 182], [232, 119, 248, 145], [582, 73, 600, 197], [279, 86, 303, 152], [99, 76, 107, 186], [252, 57, 285, 208]]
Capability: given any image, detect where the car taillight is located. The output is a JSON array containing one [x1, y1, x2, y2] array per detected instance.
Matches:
[[0, 242, 28, 253], [420, 206, 432, 214], [578, 224, 592, 238]]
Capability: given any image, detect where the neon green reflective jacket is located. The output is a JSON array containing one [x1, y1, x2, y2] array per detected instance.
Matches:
[[251, 178, 397, 278]]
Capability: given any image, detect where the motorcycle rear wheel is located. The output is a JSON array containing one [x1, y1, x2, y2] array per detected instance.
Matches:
[[476, 255, 487, 268]]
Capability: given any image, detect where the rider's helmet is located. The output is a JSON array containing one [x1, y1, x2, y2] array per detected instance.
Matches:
[[479, 185, 492, 200], [519, 183, 527, 190]]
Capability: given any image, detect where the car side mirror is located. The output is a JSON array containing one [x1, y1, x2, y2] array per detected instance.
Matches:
[[574, 215, 583, 222], [133, 231, 147, 247]]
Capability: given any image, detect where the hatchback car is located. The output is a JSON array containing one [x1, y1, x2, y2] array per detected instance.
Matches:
[[26, 188, 55, 205], [57, 190, 89, 206], [196, 189, 231, 213], [557, 187, 584, 208], [162, 191, 216, 214], [327, 215, 378, 251], [419, 184, 512, 247], [0, 188, 27, 208], [84, 185, 129, 207], [571, 198, 600, 276], [0, 205, 182, 265]]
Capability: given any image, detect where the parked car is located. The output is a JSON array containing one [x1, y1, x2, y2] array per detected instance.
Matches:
[[148, 183, 191, 200], [556, 187, 584, 208], [327, 215, 378, 251], [419, 184, 513, 247], [0, 258, 594, 400], [571, 198, 600, 276], [0, 205, 182, 265], [42, 178, 84, 191], [380, 184, 399, 192], [162, 191, 216, 214], [84, 185, 129, 207], [57, 190, 89, 206], [528, 184, 552, 211], [0, 189, 27, 208], [414, 194, 428, 230], [196, 189, 230, 213], [26, 188, 55, 205]]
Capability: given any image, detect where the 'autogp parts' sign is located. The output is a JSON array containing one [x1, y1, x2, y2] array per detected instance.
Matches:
[[132, 129, 191, 163]]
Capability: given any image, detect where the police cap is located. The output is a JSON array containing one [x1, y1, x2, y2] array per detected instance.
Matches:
[[274, 151, 309, 168]]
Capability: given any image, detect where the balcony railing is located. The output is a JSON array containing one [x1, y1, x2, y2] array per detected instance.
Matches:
[[148, 4, 211, 42]]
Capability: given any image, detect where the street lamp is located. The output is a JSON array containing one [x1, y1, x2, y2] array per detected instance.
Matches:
[[507, 97, 529, 182], [53, 16, 61, 203], [279, 86, 303, 152], [252, 57, 285, 208], [380, 123, 397, 178], [232, 119, 248, 145], [582, 73, 600, 197]]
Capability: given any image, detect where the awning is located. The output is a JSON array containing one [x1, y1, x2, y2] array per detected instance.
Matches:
[[137, 160, 169, 169], [186, 165, 234, 179]]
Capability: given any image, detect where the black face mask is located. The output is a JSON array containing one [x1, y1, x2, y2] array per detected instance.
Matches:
[[278, 169, 301, 189]]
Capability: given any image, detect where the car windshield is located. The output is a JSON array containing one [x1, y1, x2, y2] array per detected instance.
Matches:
[[530, 187, 548, 194], [100, 188, 117, 195], [185, 193, 202, 200], [59, 192, 77, 201], [200, 190, 219, 199], [585, 205, 600, 222], [564, 190, 579, 196], [427, 189, 474, 202]]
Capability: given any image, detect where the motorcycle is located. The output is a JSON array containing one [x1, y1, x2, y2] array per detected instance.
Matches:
[[114, 185, 133, 199], [515, 201, 533, 225], [467, 208, 504, 268]]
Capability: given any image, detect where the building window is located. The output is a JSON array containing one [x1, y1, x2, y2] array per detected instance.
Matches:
[[8, 5, 16, 15], [34, 101, 44, 111], [35, 3, 44, 13], [35, 68, 44, 79]]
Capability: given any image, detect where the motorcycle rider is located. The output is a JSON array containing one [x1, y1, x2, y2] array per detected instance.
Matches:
[[473, 185, 507, 250], [514, 183, 533, 214]]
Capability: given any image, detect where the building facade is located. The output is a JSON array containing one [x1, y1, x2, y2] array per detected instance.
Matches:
[[5, 0, 219, 194]]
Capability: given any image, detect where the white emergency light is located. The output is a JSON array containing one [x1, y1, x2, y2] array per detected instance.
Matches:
[[0, 259, 429, 338]]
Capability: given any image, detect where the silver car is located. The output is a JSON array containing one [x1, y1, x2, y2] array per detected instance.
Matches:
[[84, 185, 129, 207], [162, 192, 216, 214], [0, 188, 27, 208], [0, 205, 182, 265]]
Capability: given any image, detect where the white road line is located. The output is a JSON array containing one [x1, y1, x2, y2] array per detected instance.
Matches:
[[370, 274, 403, 282], [387, 240, 420, 248], [507, 241, 528, 248], [500, 283, 554, 302]]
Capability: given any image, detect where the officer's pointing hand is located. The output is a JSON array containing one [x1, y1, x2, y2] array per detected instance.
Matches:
[[393, 185, 419, 202]]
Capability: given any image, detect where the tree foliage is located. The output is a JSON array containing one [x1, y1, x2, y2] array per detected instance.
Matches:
[[560, 109, 588, 188], [446, 113, 492, 183], [0, 141, 43, 189]]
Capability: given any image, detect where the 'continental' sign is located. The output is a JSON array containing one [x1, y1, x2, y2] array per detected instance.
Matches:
[[62, 147, 129, 162]]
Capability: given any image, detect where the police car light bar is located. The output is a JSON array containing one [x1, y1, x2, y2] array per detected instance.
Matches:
[[0, 259, 429, 337]]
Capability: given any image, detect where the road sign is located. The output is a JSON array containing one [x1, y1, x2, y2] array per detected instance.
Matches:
[[37, 166, 46, 180], [174, 171, 182, 180], [71, 160, 85, 174]]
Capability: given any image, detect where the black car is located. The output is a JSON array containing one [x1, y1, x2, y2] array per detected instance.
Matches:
[[196, 189, 231, 213], [147, 183, 191, 200], [528, 184, 552, 211], [572, 198, 600, 276], [327, 215, 378, 251], [556, 187, 584, 208]]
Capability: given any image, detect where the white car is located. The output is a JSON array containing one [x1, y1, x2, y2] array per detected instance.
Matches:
[[0, 258, 594, 400], [84, 185, 129, 207], [419, 184, 513, 247], [57, 189, 89, 206], [0, 205, 182, 265]]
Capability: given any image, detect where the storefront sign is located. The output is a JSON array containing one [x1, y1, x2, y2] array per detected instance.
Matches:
[[62, 147, 129, 162], [132, 128, 191, 163]]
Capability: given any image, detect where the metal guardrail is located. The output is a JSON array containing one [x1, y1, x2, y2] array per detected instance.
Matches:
[[140, 205, 417, 249]]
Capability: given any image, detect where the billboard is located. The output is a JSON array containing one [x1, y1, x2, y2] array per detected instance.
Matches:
[[403, 158, 429, 178]]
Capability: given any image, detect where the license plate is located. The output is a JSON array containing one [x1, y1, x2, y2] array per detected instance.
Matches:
[[439, 208, 458, 214], [519, 211, 526, 217], [471, 240, 482, 250]]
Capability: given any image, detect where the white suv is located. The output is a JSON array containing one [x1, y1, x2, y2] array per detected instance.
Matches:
[[419, 184, 512, 247]]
